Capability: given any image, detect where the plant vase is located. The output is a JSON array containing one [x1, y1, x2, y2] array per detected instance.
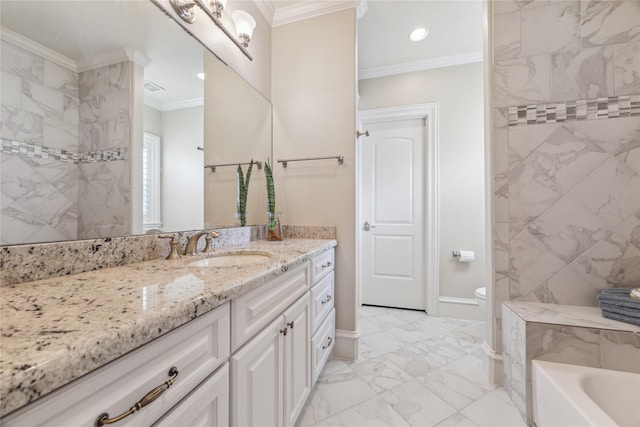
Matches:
[[267, 211, 282, 241]]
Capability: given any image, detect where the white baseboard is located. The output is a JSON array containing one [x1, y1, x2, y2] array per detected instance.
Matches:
[[482, 340, 504, 385], [437, 297, 485, 321], [332, 329, 359, 361]]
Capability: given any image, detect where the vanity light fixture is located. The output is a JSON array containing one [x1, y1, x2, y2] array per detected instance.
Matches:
[[209, 0, 227, 18], [409, 27, 429, 42], [231, 10, 256, 48], [169, 0, 254, 60]]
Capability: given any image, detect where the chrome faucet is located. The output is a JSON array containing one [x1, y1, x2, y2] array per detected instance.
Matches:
[[184, 230, 219, 256]]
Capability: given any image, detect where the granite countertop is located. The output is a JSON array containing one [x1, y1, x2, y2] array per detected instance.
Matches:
[[0, 238, 337, 417]]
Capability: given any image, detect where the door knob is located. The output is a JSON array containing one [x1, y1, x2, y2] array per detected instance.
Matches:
[[363, 222, 376, 231]]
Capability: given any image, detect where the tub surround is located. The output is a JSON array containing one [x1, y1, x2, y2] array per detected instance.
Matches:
[[502, 301, 640, 424], [0, 236, 337, 417]]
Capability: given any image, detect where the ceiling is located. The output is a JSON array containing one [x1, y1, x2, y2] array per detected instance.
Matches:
[[271, 0, 484, 76], [1, 0, 483, 107]]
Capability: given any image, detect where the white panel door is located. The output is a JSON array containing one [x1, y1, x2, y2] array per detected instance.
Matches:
[[360, 118, 425, 310], [231, 316, 284, 427], [283, 294, 311, 427]]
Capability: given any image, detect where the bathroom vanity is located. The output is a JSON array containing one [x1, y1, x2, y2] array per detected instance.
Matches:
[[0, 239, 336, 426]]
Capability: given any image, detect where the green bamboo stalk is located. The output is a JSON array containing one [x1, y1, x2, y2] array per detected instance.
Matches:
[[236, 160, 254, 226], [264, 158, 276, 229]]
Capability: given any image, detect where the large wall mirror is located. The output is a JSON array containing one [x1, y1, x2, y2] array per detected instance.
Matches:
[[0, 0, 272, 245]]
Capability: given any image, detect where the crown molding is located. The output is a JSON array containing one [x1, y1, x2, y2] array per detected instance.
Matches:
[[253, 0, 275, 26], [76, 48, 151, 73], [146, 97, 205, 112], [359, 51, 483, 80], [1, 27, 77, 72], [272, 0, 358, 27]]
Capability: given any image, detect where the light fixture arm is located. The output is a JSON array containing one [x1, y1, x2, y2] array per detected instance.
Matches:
[[169, 0, 253, 61]]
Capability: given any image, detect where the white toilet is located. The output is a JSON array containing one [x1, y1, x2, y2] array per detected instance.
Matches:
[[475, 286, 487, 311]]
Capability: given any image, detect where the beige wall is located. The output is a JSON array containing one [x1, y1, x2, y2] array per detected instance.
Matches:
[[272, 9, 357, 334], [359, 62, 486, 300]]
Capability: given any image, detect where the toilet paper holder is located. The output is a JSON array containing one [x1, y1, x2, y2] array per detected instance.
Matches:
[[452, 250, 475, 262]]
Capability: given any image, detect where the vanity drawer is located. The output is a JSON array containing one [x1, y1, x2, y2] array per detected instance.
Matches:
[[153, 363, 229, 427], [3, 303, 230, 427], [310, 272, 334, 333], [231, 262, 310, 352], [311, 249, 334, 285], [311, 308, 335, 384]]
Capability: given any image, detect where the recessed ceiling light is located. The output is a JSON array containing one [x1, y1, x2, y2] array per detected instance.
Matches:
[[196, 72, 205, 80], [409, 27, 428, 42]]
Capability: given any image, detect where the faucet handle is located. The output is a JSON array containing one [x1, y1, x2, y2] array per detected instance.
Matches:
[[159, 234, 181, 260], [201, 230, 219, 254]]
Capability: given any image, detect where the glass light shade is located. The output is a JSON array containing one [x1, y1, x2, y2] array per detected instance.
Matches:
[[232, 10, 256, 40], [409, 27, 428, 42]]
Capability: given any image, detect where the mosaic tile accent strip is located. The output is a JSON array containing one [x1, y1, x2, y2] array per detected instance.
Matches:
[[507, 94, 640, 127], [1, 139, 128, 163]]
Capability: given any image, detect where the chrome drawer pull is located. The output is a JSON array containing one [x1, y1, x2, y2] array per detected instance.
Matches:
[[321, 261, 332, 269], [95, 367, 179, 426], [322, 337, 333, 350], [287, 321, 295, 329], [280, 327, 288, 336], [321, 295, 332, 304]]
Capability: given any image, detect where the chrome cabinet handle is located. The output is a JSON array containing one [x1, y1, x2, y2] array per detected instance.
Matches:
[[321, 295, 332, 304], [280, 327, 288, 336], [322, 261, 332, 269], [287, 321, 295, 329], [322, 337, 333, 350], [95, 367, 179, 426]]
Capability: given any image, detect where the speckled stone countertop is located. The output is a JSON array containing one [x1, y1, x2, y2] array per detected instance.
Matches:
[[0, 238, 337, 417]]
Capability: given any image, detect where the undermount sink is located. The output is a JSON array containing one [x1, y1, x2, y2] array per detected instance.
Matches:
[[189, 253, 271, 268]]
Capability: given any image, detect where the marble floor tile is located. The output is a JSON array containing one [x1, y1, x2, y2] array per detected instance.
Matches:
[[334, 395, 411, 427], [460, 388, 527, 427], [384, 344, 442, 377], [299, 306, 526, 427], [360, 330, 407, 354], [434, 412, 480, 427], [350, 355, 413, 393], [381, 380, 457, 427], [315, 369, 378, 415]]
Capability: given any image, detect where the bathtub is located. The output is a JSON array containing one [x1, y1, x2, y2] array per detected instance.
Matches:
[[532, 360, 640, 427]]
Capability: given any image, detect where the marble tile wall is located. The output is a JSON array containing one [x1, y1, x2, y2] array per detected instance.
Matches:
[[1, 40, 80, 245], [1, 39, 133, 245], [77, 62, 132, 239], [492, 0, 640, 349], [501, 302, 640, 424]]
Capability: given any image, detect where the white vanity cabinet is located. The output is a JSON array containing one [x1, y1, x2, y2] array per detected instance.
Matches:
[[3, 303, 231, 427], [231, 263, 312, 427], [310, 249, 335, 383]]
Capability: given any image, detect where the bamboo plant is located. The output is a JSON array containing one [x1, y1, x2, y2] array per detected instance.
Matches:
[[236, 160, 254, 226], [264, 158, 281, 240]]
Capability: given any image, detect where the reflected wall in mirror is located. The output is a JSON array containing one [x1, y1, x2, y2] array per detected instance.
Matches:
[[203, 53, 272, 228], [0, 0, 272, 246]]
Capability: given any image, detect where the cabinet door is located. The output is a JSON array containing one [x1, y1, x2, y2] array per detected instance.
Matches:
[[153, 363, 229, 427], [283, 294, 312, 427], [231, 316, 284, 427]]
